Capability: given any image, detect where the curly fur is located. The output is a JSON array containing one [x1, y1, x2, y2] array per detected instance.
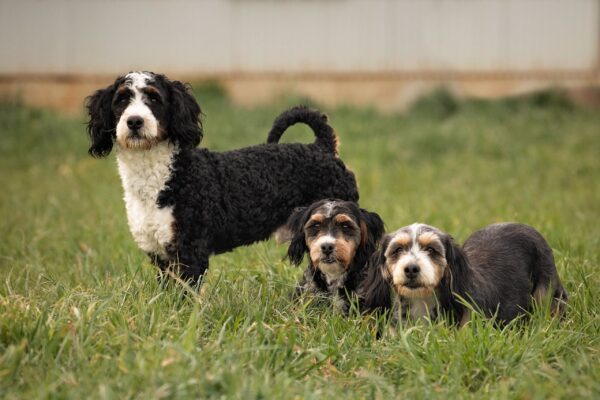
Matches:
[[86, 72, 358, 283]]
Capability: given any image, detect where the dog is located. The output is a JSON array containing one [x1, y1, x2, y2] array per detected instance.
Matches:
[[85, 71, 358, 284], [360, 222, 568, 325], [282, 199, 384, 313]]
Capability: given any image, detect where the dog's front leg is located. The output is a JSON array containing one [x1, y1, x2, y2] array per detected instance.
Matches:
[[176, 253, 209, 286], [150, 252, 208, 287]]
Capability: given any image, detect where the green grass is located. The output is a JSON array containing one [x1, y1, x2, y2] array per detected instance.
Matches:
[[0, 87, 599, 399]]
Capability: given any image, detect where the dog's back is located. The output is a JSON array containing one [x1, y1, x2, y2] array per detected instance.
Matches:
[[463, 223, 567, 321], [158, 106, 359, 256]]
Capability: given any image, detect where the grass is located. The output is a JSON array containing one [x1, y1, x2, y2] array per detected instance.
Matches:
[[0, 86, 599, 399]]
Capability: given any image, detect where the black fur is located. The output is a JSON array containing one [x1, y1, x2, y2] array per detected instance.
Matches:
[[361, 223, 568, 325], [86, 73, 202, 156], [86, 73, 358, 284], [283, 199, 384, 313], [167, 79, 203, 149], [86, 76, 125, 157], [359, 235, 393, 312]]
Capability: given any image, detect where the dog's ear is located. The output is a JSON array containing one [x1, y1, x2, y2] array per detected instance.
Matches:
[[86, 79, 120, 157], [284, 206, 310, 266], [168, 80, 203, 149], [359, 209, 385, 251], [359, 235, 392, 311], [442, 234, 468, 272], [440, 233, 471, 322], [441, 233, 470, 291]]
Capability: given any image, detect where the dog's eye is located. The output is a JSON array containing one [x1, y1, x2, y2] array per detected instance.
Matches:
[[306, 222, 320, 231], [341, 223, 353, 231], [148, 93, 162, 104], [425, 246, 439, 255], [392, 246, 405, 255]]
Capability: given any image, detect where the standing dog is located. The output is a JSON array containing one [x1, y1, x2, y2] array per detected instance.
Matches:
[[361, 222, 567, 325], [282, 199, 384, 312], [86, 71, 358, 283]]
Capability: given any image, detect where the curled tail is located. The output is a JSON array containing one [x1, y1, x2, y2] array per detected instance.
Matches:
[[267, 106, 338, 154]]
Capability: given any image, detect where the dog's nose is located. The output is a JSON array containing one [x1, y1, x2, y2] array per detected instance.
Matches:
[[127, 116, 144, 131], [404, 264, 420, 279], [320, 242, 335, 255]]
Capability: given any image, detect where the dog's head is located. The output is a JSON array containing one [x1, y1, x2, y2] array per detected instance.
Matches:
[[283, 199, 384, 280], [85, 71, 203, 157], [372, 223, 469, 300]]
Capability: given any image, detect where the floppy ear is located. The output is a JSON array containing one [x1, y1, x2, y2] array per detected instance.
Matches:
[[358, 235, 392, 311], [284, 206, 310, 266], [359, 209, 385, 251], [85, 80, 120, 157], [443, 234, 468, 273], [440, 233, 471, 322], [168, 80, 203, 149]]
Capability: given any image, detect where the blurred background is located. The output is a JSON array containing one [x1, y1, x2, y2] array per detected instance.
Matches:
[[1, 0, 599, 113], [1, 3, 600, 397]]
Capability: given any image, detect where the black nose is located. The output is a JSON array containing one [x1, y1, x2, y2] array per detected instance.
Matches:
[[320, 243, 335, 255], [127, 116, 144, 131], [404, 264, 420, 279]]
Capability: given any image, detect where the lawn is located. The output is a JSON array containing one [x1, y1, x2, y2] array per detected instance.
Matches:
[[0, 86, 599, 399]]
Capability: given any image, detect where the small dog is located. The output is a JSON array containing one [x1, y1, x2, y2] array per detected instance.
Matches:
[[86, 71, 358, 283], [361, 222, 568, 325], [282, 199, 384, 312]]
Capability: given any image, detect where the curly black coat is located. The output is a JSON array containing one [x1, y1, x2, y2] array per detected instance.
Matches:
[[86, 73, 358, 284]]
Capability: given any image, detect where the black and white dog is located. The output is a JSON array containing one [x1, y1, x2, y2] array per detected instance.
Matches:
[[282, 199, 384, 312], [86, 71, 358, 284], [361, 222, 568, 325]]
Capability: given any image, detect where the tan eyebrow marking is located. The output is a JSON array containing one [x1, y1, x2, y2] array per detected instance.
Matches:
[[116, 85, 131, 95], [334, 214, 357, 226], [142, 86, 161, 96], [306, 214, 325, 227], [418, 231, 440, 247], [391, 233, 411, 247]]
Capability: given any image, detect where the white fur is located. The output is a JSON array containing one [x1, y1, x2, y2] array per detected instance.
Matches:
[[116, 72, 159, 144], [116, 141, 177, 258], [394, 294, 437, 321], [312, 234, 345, 284], [320, 264, 346, 286], [389, 224, 438, 287]]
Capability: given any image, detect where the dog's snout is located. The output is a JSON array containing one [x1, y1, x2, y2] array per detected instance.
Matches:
[[127, 116, 144, 131], [404, 264, 420, 279], [320, 242, 335, 255]]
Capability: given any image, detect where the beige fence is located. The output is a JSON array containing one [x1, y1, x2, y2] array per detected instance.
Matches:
[[1, 0, 599, 111]]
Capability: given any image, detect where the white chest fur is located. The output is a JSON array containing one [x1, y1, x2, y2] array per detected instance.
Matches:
[[116, 142, 177, 258], [394, 294, 437, 322]]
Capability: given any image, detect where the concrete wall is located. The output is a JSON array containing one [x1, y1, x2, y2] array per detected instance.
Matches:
[[1, 0, 598, 75]]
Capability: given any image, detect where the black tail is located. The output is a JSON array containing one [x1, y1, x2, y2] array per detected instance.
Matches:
[[267, 106, 338, 154]]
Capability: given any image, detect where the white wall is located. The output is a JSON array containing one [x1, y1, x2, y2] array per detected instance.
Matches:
[[0, 0, 598, 74]]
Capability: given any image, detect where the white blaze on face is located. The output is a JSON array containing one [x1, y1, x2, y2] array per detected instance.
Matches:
[[116, 71, 159, 145], [311, 234, 345, 284], [388, 224, 441, 288]]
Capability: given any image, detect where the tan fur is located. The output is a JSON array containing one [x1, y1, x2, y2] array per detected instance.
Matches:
[[334, 214, 355, 224], [388, 234, 412, 253], [308, 235, 357, 268], [307, 214, 325, 225], [459, 309, 471, 327], [360, 220, 368, 247], [533, 285, 547, 304], [417, 231, 443, 252], [396, 285, 435, 299]]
